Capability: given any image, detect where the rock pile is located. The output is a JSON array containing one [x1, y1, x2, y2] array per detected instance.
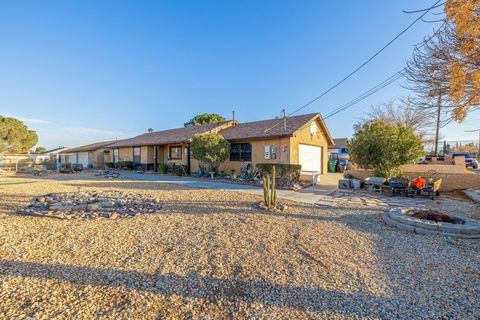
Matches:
[[20, 191, 162, 220]]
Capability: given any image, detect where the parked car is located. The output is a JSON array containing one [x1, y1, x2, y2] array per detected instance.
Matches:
[[451, 152, 479, 169]]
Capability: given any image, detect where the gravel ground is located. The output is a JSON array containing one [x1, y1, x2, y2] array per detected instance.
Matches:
[[0, 178, 479, 319]]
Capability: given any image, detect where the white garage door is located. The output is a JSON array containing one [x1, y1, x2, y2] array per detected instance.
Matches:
[[299, 144, 321, 172], [77, 152, 89, 168]]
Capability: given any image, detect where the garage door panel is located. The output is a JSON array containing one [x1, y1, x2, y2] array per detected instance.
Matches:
[[299, 144, 321, 172]]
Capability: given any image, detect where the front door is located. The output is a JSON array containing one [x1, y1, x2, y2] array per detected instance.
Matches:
[[133, 147, 141, 166]]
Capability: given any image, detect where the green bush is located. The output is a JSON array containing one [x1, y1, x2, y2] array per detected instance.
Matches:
[[117, 161, 134, 169], [190, 133, 230, 173], [157, 163, 168, 174], [348, 119, 424, 177], [174, 164, 187, 176], [104, 162, 114, 168], [256, 163, 301, 182]]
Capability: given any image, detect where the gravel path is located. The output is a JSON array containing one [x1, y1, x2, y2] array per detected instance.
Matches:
[[0, 178, 479, 319]]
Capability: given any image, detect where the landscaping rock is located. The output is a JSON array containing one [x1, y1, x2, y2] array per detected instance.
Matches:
[[19, 191, 163, 220]]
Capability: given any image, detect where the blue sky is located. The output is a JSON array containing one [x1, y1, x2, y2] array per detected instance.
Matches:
[[1, 0, 478, 149]]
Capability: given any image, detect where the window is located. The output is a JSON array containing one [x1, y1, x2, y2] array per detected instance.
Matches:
[[133, 147, 141, 165], [169, 146, 182, 160], [230, 143, 252, 161], [113, 149, 119, 164]]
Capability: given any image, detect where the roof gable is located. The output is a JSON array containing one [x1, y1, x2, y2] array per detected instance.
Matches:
[[219, 113, 333, 143]]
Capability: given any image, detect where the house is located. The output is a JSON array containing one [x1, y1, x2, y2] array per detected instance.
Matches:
[[30, 147, 70, 164], [104, 113, 333, 174], [60, 141, 118, 169], [328, 138, 349, 154]]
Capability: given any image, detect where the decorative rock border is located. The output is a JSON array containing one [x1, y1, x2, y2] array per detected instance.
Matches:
[[19, 191, 163, 220], [383, 207, 480, 239]]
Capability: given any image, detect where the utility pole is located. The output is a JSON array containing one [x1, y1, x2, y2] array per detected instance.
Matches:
[[434, 95, 441, 156]]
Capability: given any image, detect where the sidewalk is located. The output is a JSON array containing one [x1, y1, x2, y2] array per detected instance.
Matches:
[[46, 172, 341, 204]]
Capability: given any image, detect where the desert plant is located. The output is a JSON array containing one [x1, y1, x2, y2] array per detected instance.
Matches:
[[157, 163, 168, 174], [230, 170, 239, 180], [262, 165, 277, 208], [243, 166, 260, 181]]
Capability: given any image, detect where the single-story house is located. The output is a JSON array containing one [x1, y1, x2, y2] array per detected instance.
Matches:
[[30, 147, 70, 164], [60, 141, 118, 169], [104, 113, 333, 174]]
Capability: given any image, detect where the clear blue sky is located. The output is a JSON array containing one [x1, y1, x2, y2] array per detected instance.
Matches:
[[1, 0, 478, 149]]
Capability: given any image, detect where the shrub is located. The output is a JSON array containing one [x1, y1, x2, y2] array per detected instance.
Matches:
[[157, 163, 168, 174], [256, 163, 301, 182], [190, 133, 230, 173], [117, 161, 134, 170], [348, 119, 424, 177], [174, 164, 187, 176], [104, 162, 114, 168]]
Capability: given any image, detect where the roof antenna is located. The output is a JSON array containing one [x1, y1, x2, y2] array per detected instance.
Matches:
[[282, 109, 286, 130]]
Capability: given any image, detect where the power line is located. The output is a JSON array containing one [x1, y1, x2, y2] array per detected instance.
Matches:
[[264, 0, 442, 133], [323, 71, 404, 120], [286, 0, 442, 117]]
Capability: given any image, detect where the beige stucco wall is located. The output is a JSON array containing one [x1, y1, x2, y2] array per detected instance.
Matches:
[[289, 120, 329, 174], [349, 169, 479, 191], [140, 146, 154, 164], [216, 137, 290, 173], [118, 147, 132, 162]]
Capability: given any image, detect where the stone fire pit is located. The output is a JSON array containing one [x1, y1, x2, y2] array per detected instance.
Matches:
[[383, 207, 480, 238], [20, 191, 162, 220]]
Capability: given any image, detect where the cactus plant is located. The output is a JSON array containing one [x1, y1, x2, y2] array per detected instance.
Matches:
[[262, 165, 277, 208], [271, 165, 276, 207]]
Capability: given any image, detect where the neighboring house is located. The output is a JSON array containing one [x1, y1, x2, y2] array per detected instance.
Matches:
[[104, 113, 333, 174], [30, 147, 70, 164], [328, 138, 349, 154], [60, 141, 118, 169]]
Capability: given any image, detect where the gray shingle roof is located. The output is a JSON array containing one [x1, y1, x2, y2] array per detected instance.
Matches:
[[62, 141, 118, 153]]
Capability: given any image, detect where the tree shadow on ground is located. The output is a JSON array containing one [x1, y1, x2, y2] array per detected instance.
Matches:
[[0, 258, 399, 317]]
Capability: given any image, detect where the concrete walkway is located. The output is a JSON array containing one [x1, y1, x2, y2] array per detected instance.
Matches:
[[47, 172, 341, 204]]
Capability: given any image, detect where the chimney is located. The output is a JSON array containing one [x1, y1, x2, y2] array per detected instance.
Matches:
[[232, 110, 236, 126]]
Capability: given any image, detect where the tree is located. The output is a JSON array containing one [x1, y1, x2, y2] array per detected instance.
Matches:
[[34, 147, 47, 153], [348, 119, 424, 177], [190, 133, 230, 172], [444, 0, 480, 119], [0, 115, 38, 153], [184, 113, 226, 127], [404, 25, 457, 155], [364, 100, 432, 139]]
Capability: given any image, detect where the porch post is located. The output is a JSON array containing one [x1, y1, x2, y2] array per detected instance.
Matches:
[[153, 145, 157, 172], [187, 144, 191, 175]]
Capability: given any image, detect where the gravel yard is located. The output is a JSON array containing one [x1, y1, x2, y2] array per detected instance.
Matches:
[[0, 178, 479, 319]]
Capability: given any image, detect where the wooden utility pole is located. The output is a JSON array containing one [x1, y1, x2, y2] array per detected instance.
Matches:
[[434, 95, 441, 156]]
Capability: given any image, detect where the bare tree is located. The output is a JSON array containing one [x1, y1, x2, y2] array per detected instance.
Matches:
[[362, 99, 435, 144], [404, 24, 460, 154]]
